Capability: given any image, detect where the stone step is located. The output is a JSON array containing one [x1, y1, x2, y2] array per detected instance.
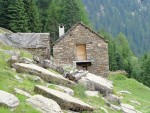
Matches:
[[0, 90, 19, 108], [34, 85, 94, 112], [27, 95, 63, 113], [13, 63, 76, 87]]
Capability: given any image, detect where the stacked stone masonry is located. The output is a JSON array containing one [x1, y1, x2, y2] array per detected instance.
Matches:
[[53, 23, 109, 77]]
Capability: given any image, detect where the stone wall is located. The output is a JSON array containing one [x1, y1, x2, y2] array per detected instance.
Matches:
[[26, 47, 50, 59], [53, 23, 109, 77], [0, 33, 50, 59]]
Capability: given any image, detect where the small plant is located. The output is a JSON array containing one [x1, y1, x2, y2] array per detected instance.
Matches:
[[110, 74, 126, 80], [20, 49, 32, 59], [72, 84, 87, 99]]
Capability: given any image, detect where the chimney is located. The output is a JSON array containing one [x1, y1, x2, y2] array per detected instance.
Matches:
[[59, 25, 64, 37]]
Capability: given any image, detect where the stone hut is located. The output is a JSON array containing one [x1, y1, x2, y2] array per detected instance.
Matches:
[[0, 33, 50, 59], [53, 23, 109, 77]]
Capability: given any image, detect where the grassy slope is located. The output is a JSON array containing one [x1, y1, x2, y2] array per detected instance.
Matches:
[[0, 44, 150, 113], [109, 74, 150, 113], [0, 44, 42, 113]]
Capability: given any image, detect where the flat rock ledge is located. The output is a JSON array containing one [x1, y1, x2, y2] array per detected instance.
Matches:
[[121, 103, 139, 113], [27, 95, 63, 113], [13, 63, 76, 87], [34, 85, 94, 112], [78, 73, 113, 96], [48, 84, 74, 96], [14, 88, 31, 98], [85, 91, 99, 97], [0, 90, 19, 108]]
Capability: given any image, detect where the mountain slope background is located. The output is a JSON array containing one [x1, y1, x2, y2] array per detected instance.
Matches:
[[82, 0, 150, 56]]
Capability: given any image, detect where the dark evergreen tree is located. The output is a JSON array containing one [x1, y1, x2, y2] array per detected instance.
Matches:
[[0, 0, 12, 30], [36, 0, 52, 32], [140, 53, 150, 87], [46, 0, 60, 42], [61, 0, 81, 31], [7, 0, 29, 32], [114, 33, 134, 73], [45, 0, 89, 42], [23, 0, 41, 32]]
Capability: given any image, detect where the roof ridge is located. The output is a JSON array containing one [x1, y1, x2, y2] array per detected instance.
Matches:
[[54, 22, 107, 45]]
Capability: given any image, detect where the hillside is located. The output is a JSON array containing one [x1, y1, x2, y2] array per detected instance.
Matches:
[[82, 0, 150, 56], [0, 44, 150, 113]]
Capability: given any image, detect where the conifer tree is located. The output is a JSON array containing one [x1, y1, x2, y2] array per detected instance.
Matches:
[[23, 0, 41, 32], [141, 53, 150, 87], [61, 0, 81, 31], [0, 0, 12, 29], [46, 0, 60, 42], [36, 0, 52, 32], [7, 0, 29, 32], [45, 0, 89, 42]]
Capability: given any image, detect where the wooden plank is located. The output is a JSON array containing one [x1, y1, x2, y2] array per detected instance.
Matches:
[[76, 44, 87, 60]]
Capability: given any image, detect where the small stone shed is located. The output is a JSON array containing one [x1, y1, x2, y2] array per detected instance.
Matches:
[[53, 23, 109, 77], [0, 33, 50, 59]]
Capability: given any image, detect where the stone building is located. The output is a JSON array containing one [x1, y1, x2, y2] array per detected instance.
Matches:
[[53, 23, 109, 77], [0, 33, 50, 59]]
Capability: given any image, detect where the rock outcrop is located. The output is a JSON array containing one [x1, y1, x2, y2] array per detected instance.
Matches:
[[13, 63, 76, 87], [104, 94, 121, 105], [34, 85, 94, 112], [27, 95, 63, 113], [14, 88, 31, 98], [48, 84, 74, 96], [0, 90, 19, 108], [78, 73, 113, 96], [121, 103, 137, 113], [85, 91, 99, 97], [7, 55, 19, 67], [65, 70, 88, 81]]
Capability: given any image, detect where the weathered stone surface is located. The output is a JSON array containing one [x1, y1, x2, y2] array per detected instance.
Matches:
[[0, 33, 50, 59], [34, 85, 94, 112], [53, 23, 109, 77], [20, 57, 34, 64], [27, 95, 63, 113], [85, 91, 99, 97], [78, 73, 113, 96], [48, 84, 74, 96], [33, 56, 40, 63], [13, 63, 76, 87], [0, 90, 19, 108], [0, 49, 20, 56], [26, 74, 44, 83], [119, 91, 131, 95], [104, 94, 121, 105], [63, 110, 79, 113], [121, 103, 136, 113], [41, 59, 64, 74], [14, 88, 31, 98], [106, 102, 121, 111], [7, 55, 19, 66], [14, 75, 23, 83], [65, 70, 88, 81], [129, 100, 141, 105]]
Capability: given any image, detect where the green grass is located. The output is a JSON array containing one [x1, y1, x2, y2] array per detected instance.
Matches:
[[72, 84, 121, 113], [109, 74, 150, 113], [0, 43, 150, 113], [71, 75, 150, 113], [0, 44, 45, 113], [0, 42, 32, 59]]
